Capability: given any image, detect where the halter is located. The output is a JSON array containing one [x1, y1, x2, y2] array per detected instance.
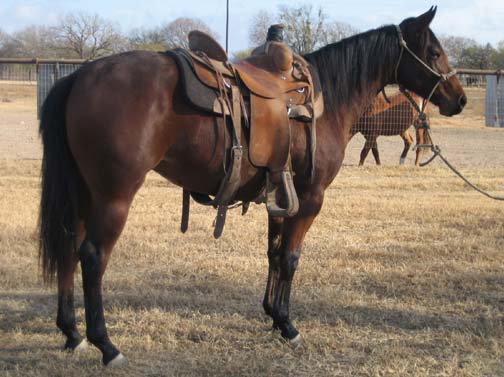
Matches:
[[394, 25, 457, 117]]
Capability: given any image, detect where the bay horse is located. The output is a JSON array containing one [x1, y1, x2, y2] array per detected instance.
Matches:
[[39, 7, 466, 366], [352, 91, 431, 166]]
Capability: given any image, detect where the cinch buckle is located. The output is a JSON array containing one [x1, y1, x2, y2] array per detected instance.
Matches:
[[231, 145, 243, 157]]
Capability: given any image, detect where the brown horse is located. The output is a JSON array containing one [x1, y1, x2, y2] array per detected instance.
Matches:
[[39, 7, 466, 366], [352, 91, 431, 166]]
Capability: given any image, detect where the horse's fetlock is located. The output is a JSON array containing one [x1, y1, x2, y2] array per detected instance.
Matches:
[[56, 314, 73, 331], [272, 307, 289, 324]]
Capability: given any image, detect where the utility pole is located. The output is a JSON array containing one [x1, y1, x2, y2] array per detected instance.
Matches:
[[226, 0, 229, 54]]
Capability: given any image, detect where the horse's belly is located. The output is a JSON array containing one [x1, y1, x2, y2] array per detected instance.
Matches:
[[153, 130, 263, 202]]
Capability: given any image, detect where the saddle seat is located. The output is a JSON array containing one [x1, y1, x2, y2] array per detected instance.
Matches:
[[187, 45, 311, 101]]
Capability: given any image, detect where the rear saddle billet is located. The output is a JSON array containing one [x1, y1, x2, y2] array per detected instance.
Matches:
[[166, 30, 324, 238]]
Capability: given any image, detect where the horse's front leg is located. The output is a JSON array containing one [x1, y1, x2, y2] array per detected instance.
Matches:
[[263, 216, 284, 317], [400, 130, 413, 165], [267, 189, 323, 344]]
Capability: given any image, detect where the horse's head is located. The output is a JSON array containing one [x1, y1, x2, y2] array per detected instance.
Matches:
[[397, 6, 466, 116]]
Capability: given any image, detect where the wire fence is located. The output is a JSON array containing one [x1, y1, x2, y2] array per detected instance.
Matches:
[[0, 62, 37, 83], [353, 69, 503, 135], [35, 63, 83, 118]]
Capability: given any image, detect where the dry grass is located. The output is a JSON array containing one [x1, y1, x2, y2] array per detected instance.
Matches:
[[1, 84, 504, 376]]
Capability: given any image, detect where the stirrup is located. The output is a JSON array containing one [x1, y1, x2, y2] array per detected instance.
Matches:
[[266, 171, 299, 217]]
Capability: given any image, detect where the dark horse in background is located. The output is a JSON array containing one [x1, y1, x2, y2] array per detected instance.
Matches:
[[39, 7, 465, 366], [352, 91, 431, 166]]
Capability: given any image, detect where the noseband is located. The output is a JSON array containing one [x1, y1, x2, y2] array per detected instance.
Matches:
[[394, 25, 457, 115]]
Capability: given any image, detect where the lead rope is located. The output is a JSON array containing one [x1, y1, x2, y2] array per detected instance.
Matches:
[[412, 117, 504, 200], [394, 25, 504, 201]]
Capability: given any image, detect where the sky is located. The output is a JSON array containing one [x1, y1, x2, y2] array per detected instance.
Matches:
[[1, 0, 503, 53]]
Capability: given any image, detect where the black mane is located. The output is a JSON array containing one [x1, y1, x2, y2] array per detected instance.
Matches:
[[304, 25, 401, 114]]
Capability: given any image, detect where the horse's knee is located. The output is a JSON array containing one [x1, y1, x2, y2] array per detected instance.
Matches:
[[280, 250, 301, 279], [269, 234, 282, 255]]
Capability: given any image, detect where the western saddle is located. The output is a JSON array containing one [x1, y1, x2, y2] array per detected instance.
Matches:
[[165, 30, 323, 238]]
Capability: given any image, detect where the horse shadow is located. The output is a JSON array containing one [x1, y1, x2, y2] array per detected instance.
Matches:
[[2, 242, 503, 343]]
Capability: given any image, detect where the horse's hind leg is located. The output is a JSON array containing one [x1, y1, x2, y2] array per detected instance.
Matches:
[[400, 130, 413, 165], [79, 198, 133, 366], [263, 216, 284, 317], [359, 137, 373, 166], [56, 221, 87, 352], [415, 127, 427, 166], [367, 136, 380, 165], [371, 144, 381, 165]]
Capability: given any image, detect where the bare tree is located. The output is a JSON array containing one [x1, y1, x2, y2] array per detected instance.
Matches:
[[232, 48, 253, 61], [128, 26, 167, 51], [55, 12, 126, 59], [0, 28, 8, 49], [322, 21, 359, 44], [278, 5, 327, 54], [0, 29, 24, 57], [9, 25, 58, 58], [160, 17, 217, 49], [0, 29, 11, 55], [458, 43, 496, 69], [248, 10, 276, 46], [249, 5, 329, 54], [438, 35, 478, 67], [493, 41, 504, 69]]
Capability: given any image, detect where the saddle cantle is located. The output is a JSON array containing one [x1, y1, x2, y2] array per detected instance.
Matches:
[[188, 30, 228, 61], [165, 31, 324, 237]]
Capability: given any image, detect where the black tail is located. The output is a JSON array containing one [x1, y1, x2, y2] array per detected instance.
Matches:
[[39, 71, 81, 284]]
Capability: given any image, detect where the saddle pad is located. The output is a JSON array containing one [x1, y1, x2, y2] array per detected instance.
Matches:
[[249, 94, 290, 169], [164, 49, 221, 114]]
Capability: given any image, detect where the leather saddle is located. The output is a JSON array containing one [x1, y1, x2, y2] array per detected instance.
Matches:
[[165, 31, 323, 236]]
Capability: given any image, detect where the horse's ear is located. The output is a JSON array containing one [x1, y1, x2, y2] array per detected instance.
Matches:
[[402, 6, 437, 35]]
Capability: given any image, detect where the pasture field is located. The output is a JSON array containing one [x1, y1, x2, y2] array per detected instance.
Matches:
[[1, 84, 504, 376]]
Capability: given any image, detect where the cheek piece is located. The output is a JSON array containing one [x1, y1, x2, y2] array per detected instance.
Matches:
[[394, 25, 457, 115]]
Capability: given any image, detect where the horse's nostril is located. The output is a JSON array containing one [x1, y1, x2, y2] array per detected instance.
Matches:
[[459, 94, 467, 108]]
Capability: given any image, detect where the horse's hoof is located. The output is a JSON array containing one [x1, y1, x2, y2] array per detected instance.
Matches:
[[289, 334, 303, 348], [73, 339, 88, 353], [64, 338, 88, 353], [399, 157, 406, 165], [106, 353, 128, 367]]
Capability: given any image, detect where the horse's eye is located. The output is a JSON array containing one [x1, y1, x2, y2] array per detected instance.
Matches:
[[428, 48, 440, 60]]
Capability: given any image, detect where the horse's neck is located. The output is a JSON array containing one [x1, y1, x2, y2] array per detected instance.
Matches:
[[307, 26, 399, 140], [329, 78, 391, 137]]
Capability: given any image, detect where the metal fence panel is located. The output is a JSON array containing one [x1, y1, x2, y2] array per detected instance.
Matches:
[[498, 77, 504, 128], [37, 63, 82, 118], [485, 75, 498, 127], [0, 63, 36, 82]]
